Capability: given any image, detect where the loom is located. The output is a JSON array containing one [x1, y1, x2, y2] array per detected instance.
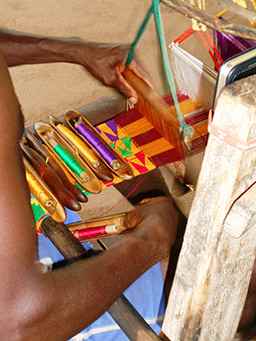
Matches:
[[20, 1, 256, 340], [25, 67, 209, 230]]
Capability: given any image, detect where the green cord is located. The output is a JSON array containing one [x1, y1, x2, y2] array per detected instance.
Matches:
[[125, 0, 194, 142], [125, 3, 154, 66], [152, 0, 193, 140], [53, 144, 87, 177]]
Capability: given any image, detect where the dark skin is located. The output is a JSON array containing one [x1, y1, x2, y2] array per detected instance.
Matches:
[[1, 30, 255, 339], [0, 32, 176, 340], [0, 31, 152, 105]]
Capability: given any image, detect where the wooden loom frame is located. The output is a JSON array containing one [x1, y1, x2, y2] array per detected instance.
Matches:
[[85, 57, 256, 341], [44, 69, 256, 341], [161, 0, 256, 40], [123, 63, 256, 341], [162, 78, 256, 341], [36, 11, 256, 340], [36, 64, 205, 340], [123, 60, 256, 341]]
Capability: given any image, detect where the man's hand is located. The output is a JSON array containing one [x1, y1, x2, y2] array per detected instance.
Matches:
[[130, 197, 178, 260], [71, 42, 152, 105], [0, 31, 152, 104]]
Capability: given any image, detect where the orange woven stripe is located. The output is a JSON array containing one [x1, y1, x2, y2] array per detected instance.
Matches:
[[176, 99, 202, 117], [122, 118, 153, 138], [141, 138, 173, 157], [194, 121, 208, 136]]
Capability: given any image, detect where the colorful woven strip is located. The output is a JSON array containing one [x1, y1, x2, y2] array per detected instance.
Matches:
[[97, 93, 208, 179], [31, 94, 208, 225]]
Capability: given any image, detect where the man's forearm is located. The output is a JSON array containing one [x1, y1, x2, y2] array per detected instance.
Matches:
[[11, 230, 161, 341], [0, 52, 165, 340], [0, 31, 89, 67], [0, 35, 171, 341], [0, 29, 143, 101]]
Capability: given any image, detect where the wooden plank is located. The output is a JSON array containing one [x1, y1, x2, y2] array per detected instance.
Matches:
[[159, 153, 205, 218], [161, 0, 256, 40], [41, 217, 160, 341], [159, 164, 195, 218], [108, 296, 161, 341], [162, 75, 256, 341]]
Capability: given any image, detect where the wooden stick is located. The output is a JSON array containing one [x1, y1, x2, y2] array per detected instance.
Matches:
[[108, 295, 162, 341], [161, 0, 256, 40], [222, 0, 256, 22], [162, 75, 256, 340], [123, 69, 183, 157], [40, 216, 160, 341], [68, 210, 141, 232]]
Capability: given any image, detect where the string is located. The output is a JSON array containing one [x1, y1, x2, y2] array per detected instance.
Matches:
[[153, 0, 193, 143], [125, 0, 193, 144], [56, 124, 99, 165], [172, 24, 224, 71], [173, 27, 194, 44], [218, 32, 248, 52], [195, 31, 223, 71], [74, 182, 89, 196], [125, 3, 154, 66], [74, 226, 107, 240]]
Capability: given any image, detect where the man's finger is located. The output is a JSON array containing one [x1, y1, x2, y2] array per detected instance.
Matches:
[[128, 61, 153, 89], [118, 58, 153, 89], [115, 65, 138, 104]]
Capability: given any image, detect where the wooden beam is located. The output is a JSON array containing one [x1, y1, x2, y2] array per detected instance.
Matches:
[[161, 0, 256, 40], [162, 75, 256, 340], [109, 296, 161, 341]]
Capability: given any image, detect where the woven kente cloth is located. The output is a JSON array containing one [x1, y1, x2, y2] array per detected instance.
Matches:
[[31, 93, 208, 222], [96, 93, 208, 180]]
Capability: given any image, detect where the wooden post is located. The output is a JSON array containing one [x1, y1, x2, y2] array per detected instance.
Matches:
[[162, 75, 256, 341]]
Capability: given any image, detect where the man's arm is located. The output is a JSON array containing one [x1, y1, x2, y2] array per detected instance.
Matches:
[[0, 30, 147, 103], [0, 55, 177, 340]]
